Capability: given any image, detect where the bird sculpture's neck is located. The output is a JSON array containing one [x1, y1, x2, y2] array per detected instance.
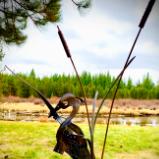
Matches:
[[55, 93, 82, 128], [61, 97, 81, 128]]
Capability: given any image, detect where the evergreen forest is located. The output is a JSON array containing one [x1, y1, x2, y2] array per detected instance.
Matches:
[[0, 69, 159, 99]]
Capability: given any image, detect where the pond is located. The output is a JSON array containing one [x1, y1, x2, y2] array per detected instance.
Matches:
[[0, 110, 159, 126], [74, 115, 159, 126]]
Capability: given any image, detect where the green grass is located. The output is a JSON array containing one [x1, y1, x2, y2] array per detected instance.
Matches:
[[0, 121, 159, 159]]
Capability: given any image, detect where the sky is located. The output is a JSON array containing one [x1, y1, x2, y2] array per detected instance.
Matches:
[[2, 0, 159, 84]]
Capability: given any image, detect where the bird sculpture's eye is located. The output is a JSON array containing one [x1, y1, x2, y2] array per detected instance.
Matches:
[[63, 101, 68, 106]]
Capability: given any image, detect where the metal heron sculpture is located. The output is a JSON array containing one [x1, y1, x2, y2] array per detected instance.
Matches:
[[54, 93, 92, 159]]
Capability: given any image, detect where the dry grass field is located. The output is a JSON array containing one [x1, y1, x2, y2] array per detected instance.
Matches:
[[0, 96, 159, 117]]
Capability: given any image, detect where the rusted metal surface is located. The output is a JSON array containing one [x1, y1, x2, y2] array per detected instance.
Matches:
[[54, 123, 91, 159]]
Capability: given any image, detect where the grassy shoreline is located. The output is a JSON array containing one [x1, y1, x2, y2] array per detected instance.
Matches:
[[0, 121, 159, 159], [0, 101, 159, 117]]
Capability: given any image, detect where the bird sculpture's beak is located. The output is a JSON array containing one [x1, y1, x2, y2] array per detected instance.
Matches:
[[54, 101, 69, 112]]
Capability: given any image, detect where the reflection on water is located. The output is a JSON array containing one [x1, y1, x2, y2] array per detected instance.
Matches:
[[0, 110, 159, 126], [103, 116, 159, 126], [0, 110, 49, 122]]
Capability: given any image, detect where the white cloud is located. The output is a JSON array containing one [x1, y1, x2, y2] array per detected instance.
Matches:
[[2, 0, 159, 84], [60, 9, 135, 60], [120, 68, 159, 84], [88, 67, 159, 84], [137, 40, 159, 55]]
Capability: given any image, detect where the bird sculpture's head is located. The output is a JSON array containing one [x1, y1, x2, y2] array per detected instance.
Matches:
[[55, 93, 84, 112], [55, 93, 84, 127]]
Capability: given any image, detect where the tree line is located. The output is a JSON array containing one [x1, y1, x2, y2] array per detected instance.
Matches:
[[0, 69, 159, 99]]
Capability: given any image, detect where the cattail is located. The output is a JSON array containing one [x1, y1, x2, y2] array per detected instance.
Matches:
[[57, 25, 71, 58]]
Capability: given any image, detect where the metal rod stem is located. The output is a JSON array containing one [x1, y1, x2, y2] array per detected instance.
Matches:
[[101, 27, 142, 159]]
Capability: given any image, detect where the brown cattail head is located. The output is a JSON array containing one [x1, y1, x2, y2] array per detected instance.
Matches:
[[139, 0, 156, 28], [57, 25, 71, 58]]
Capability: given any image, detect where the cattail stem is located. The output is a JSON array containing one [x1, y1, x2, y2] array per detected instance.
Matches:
[[100, 0, 156, 156], [100, 26, 141, 159], [57, 25, 95, 158]]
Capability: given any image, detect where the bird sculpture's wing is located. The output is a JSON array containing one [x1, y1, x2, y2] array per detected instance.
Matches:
[[54, 123, 91, 159]]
